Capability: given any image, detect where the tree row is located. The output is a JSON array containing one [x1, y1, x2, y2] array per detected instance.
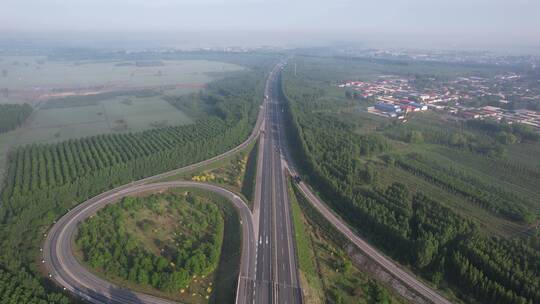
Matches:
[[0, 103, 33, 133]]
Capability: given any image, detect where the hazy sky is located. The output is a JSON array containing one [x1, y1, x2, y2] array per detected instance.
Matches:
[[2, 0, 540, 50]]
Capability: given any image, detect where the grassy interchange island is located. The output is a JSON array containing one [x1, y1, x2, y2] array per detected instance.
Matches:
[[75, 189, 240, 303]]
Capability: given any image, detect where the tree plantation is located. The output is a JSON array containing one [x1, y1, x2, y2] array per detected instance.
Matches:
[[0, 268, 68, 304], [394, 153, 533, 222]]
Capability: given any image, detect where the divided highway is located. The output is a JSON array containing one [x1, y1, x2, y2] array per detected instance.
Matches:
[[251, 63, 302, 304]]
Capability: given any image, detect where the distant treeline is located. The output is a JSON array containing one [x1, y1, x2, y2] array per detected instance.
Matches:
[[41, 90, 160, 110], [0, 103, 32, 133]]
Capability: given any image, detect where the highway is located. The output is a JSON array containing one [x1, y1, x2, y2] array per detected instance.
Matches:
[[252, 63, 302, 304], [43, 181, 255, 304]]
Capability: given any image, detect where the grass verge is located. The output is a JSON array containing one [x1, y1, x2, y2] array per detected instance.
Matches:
[[240, 139, 259, 203], [158, 139, 258, 210]]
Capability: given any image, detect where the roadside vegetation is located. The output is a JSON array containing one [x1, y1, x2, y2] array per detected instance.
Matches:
[[75, 190, 235, 303], [187, 140, 259, 206], [289, 180, 406, 304], [0, 53, 274, 303], [281, 55, 540, 304], [0, 267, 68, 304], [190, 148, 248, 188], [158, 134, 259, 208]]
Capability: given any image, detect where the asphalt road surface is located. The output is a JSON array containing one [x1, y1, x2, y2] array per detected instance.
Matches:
[[252, 63, 302, 304]]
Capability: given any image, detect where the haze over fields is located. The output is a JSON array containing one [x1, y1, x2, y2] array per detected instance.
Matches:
[[1, 0, 540, 53]]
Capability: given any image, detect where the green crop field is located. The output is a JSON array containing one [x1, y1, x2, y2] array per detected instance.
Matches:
[[14, 94, 194, 145]]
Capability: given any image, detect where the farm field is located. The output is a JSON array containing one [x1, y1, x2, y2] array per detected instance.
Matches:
[[14, 94, 193, 145], [0, 56, 243, 104], [0, 56, 244, 144], [353, 111, 540, 236]]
